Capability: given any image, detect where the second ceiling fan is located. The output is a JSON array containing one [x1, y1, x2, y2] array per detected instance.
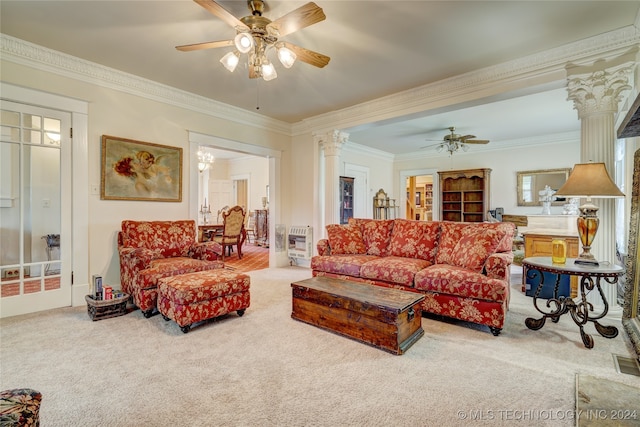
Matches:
[[176, 0, 330, 81], [423, 127, 490, 155]]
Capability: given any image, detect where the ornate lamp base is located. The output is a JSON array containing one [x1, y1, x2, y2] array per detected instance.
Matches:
[[575, 202, 600, 266]]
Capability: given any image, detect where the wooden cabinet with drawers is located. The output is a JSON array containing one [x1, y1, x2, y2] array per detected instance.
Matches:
[[523, 231, 580, 297]]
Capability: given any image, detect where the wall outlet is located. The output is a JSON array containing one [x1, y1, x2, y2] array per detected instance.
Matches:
[[2, 268, 20, 279]]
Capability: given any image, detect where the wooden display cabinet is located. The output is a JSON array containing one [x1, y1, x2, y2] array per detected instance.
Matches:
[[340, 176, 355, 224], [438, 168, 491, 222]]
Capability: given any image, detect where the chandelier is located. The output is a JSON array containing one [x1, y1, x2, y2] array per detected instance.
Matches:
[[197, 149, 215, 173]]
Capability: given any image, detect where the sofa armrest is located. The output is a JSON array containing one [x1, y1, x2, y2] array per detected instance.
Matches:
[[119, 246, 161, 272], [484, 252, 514, 281], [317, 239, 331, 256], [191, 241, 223, 261]]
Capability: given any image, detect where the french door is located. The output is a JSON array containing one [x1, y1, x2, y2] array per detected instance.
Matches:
[[0, 100, 72, 317]]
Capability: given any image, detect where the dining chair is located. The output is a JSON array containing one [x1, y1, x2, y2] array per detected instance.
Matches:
[[214, 205, 246, 260]]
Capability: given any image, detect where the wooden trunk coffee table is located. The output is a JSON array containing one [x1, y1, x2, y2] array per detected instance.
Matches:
[[291, 276, 425, 355]]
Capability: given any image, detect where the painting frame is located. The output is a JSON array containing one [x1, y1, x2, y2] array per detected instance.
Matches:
[[100, 135, 182, 202]]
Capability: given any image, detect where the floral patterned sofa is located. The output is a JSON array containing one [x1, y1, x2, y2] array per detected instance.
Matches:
[[118, 220, 224, 318], [311, 218, 515, 335]]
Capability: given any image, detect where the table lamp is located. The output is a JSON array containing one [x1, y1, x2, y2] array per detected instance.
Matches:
[[554, 162, 624, 266]]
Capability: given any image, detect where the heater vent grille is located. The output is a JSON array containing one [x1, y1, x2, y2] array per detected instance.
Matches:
[[288, 226, 313, 260]]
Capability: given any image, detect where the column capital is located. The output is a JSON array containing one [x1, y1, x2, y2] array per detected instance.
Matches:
[[566, 61, 634, 118], [314, 130, 349, 157]]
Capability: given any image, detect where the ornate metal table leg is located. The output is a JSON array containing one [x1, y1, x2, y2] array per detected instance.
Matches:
[[591, 276, 619, 339], [525, 267, 566, 330]]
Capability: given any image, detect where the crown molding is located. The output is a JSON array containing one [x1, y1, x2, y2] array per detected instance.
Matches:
[[343, 140, 395, 162], [293, 26, 640, 136], [0, 34, 291, 136]]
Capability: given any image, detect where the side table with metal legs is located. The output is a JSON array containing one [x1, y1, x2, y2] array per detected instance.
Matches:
[[522, 256, 623, 349]]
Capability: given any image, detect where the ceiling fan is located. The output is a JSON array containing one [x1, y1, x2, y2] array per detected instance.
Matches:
[[422, 126, 490, 155], [176, 0, 330, 81]]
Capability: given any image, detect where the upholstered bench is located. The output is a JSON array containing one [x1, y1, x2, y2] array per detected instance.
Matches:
[[157, 269, 250, 333]]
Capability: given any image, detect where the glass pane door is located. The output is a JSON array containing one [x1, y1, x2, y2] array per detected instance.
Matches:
[[0, 101, 71, 317]]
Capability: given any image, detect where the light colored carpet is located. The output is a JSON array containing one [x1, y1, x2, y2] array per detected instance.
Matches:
[[1, 266, 639, 426], [576, 374, 640, 427]]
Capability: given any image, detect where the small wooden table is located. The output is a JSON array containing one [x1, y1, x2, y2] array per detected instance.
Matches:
[[291, 276, 425, 355], [523, 257, 624, 349]]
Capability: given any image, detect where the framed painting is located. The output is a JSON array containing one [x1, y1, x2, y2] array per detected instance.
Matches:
[[101, 135, 182, 202]]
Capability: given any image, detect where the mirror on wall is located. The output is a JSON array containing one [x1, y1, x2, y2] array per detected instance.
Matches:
[[622, 148, 640, 363], [516, 168, 571, 206]]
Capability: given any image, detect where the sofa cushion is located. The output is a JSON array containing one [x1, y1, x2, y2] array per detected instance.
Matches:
[[450, 226, 503, 273], [326, 224, 366, 255], [136, 258, 223, 290], [387, 219, 440, 262], [349, 218, 394, 256], [414, 264, 508, 303], [360, 256, 432, 286], [435, 222, 468, 265], [310, 254, 379, 277]]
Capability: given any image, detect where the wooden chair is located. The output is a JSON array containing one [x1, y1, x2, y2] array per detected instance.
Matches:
[[214, 205, 246, 260], [245, 211, 256, 244]]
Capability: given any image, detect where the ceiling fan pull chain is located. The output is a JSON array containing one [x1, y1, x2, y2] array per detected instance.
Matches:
[[256, 80, 260, 110]]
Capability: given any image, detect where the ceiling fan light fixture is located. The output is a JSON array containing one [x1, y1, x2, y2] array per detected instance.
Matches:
[[261, 61, 277, 81], [461, 143, 469, 152], [277, 46, 296, 68], [220, 51, 240, 72], [436, 144, 445, 153], [234, 32, 254, 53]]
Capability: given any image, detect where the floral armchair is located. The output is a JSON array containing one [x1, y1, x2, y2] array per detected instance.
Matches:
[[118, 220, 223, 318]]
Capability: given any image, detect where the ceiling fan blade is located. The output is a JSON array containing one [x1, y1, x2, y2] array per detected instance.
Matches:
[[465, 139, 490, 144], [459, 134, 477, 140], [194, 0, 249, 30], [268, 2, 326, 37], [176, 39, 234, 52], [281, 42, 330, 68]]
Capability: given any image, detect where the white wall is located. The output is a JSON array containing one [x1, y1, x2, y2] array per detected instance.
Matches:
[[1, 59, 291, 288]]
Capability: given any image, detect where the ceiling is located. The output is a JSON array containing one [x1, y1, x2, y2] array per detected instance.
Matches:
[[2, 1, 639, 157]]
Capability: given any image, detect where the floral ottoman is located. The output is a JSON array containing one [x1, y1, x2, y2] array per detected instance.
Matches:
[[0, 388, 42, 426], [157, 269, 250, 333]]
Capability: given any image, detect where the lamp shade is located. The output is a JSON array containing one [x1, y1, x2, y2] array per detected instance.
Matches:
[[554, 162, 624, 198]]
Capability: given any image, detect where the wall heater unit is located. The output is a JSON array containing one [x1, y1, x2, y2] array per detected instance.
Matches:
[[288, 226, 313, 260]]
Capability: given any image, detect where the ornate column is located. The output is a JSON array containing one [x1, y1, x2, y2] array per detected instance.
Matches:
[[566, 57, 635, 310], [315, 130, 349, 225]]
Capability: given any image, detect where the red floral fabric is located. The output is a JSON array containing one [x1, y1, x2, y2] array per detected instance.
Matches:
[[449, 226, 503, 273], [421, 292, 507, 329], [316, 238, 331, 256], [312, 218, 514, 332], [436, 221, 515, 265], [349, 218, 395, 256], [360, 256, 431, 286], [326, 224, 366, 255], [158, 269, 250, 328], [311, 254, 379, 277], [117, 220, 223, 315], [387, 219, 440, 262], [158, 269, 250, 304], [484, 252, 514, 281], [414, 264, 509, 303], [0, 388, 42, 427]]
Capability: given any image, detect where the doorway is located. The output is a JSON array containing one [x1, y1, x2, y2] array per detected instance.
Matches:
[[0, 101, 72, 317], [400, 168, 439, 221]]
